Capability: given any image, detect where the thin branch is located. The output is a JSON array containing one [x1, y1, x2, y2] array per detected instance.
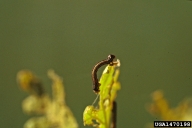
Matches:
[[112, 101, 117, 128]]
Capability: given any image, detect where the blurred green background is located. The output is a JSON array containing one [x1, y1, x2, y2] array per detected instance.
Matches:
[[0, 0, 192, 128]]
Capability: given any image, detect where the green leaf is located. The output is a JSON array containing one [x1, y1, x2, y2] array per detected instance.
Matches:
[[83, 64, 121, 128]]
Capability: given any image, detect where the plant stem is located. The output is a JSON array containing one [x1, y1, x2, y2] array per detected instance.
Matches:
[[111, 101, 117, 128]]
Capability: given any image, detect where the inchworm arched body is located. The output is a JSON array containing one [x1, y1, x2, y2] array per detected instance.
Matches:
[[92, 54, 115, 94]]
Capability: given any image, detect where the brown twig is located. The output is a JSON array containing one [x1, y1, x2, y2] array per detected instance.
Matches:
[[111, 101, 117, 128]]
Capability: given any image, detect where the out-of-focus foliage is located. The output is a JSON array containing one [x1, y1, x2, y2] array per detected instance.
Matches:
[[146, 90, 192, 128], [83, 61, 121, 128], [17, 70, 44, 97], [17, 70, 78, 128]]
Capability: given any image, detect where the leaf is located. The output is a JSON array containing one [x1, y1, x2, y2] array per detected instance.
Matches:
[[83, 63, 121, 128]]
